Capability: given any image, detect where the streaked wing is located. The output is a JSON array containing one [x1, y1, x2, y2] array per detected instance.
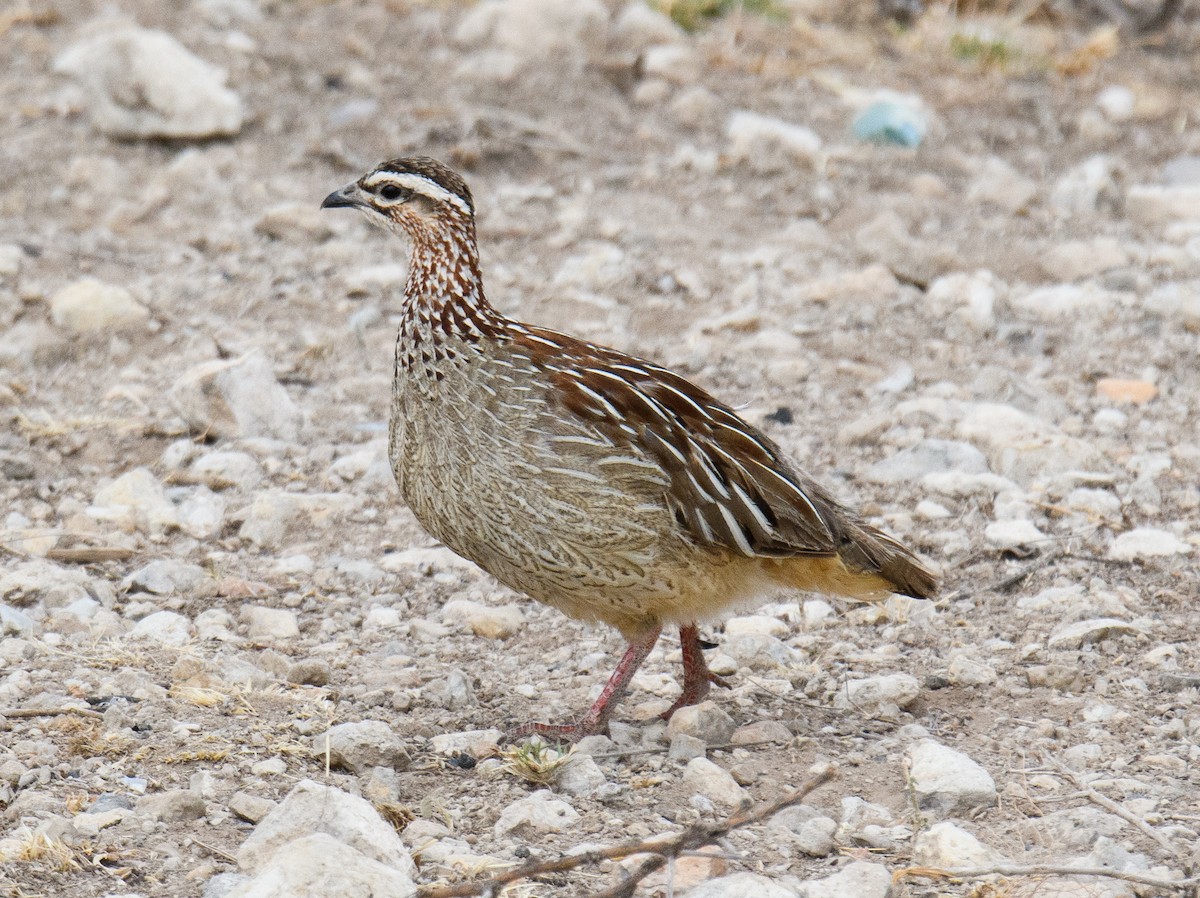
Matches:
[[513, 326, 839, 559]]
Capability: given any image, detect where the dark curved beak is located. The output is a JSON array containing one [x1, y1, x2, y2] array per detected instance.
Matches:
[[321, 184, 361, 210]]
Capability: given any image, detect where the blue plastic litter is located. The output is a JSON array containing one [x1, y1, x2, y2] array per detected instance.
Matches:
[[853, 101, 926, 148]]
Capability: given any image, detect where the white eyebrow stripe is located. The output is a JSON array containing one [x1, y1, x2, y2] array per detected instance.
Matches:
[[363, 172, 471, 215]]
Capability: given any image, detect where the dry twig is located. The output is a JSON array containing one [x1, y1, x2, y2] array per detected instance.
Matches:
[[898, 863, 1198, 891], [1046, 754, 1180, 858], [415, 765, 836, 898], [0, 707, 105, 721]]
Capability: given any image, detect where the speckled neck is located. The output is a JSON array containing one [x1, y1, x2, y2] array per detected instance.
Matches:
[[395, 214, 504, 381]]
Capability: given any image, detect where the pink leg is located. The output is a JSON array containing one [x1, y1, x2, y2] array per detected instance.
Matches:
[[660, 624, 731, 721], [510, 626, 662, 742]]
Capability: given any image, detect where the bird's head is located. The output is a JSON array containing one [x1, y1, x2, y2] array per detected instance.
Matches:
[[321, 156, 475, 238]]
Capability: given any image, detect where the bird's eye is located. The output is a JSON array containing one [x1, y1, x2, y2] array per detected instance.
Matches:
[[379, 184, 404, 201]]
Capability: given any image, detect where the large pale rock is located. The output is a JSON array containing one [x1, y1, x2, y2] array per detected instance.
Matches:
[[91, 467, 177, 535], [55, 24, 243, 138], [493, 789, 579, 837], [1108, 528, 1191, 560], [455, 0, 607, 57], [801, 861, 892, 898], [170, 352, 304, 441], [227, 833, 415, 898], [727, 111, 821, 170], [1048, 618, 1149, 649], [1126, 184, 1200, 226], [237, 780, 416, 877], [865, 439, 988, 484], [683, 872, 798, 898], [908, 740, 996, 816], [968, 156, 1037, 212], [312, 720, 412, 773], [834, 674, 919, 716], [666, 701, 736, 746], [682, 757, 750, 808], [49, 279, 149, 333], [913, 820, 1005, 867]]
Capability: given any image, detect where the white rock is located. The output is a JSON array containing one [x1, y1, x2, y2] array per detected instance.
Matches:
[[238, 493, 298, 550], [1126, 184, 1200, 227], [196, 608, 238, 641], [1095, 85, 1135, 123], [912, 821, 1004, 867], [49, 279, 149, 333], [1067, 488, 1121, 517], [238, 780, 416, 876], [170, 353, 304, 442], [722, 633, 796, 670], [243, 606, 299, 641], [427, 729, 503, 757], [130, 611, 193, 647], [0, 244, 22, 278], [55, 24, 242, 138], [985, 519, 1046, 549], [1048, 618, 1148, 649], [968, 156, 1037, 212], [124, 560, 206, 595], [1011, 284, 1120, 318], [312, 721, 411, 773], [726, 111, 822, 171], [455, 0, 608, 58], [363, 606, 402, 630], [948, 654, 997, 686], [803, 600, 835, 628], [1051, 155, 1123, 215], [177, 487, 226, 539], [682, 757, 749, 808], [724, 614, 788, 638], [667, 701, 736, 746], [834, 674, 919, 715], [555, 754, 607, 797], [191, 450, 263, 489], [683, 872, 797, 898], [924, 270, 1000, 332], [441, 599, 525, 639], [0, 561, 96, 611], [136, 788, 206, 822], [424, 669, 476, 709], [493, 789, 580, 837], [227, 833, 415, 898], [1145, 283, 1200, 329], [909, 740, 996, 815], [1041, 238, 1129, 280], [866, 439, 988, 484], [642, 43, 701, 84], [801, 861, 892, 898], [611, 2, 683, 49], [956, 403, 1105, 484], [770, 807, 838, 857], [91, 467, 177, 535], [1108, 528, 1191, 560]]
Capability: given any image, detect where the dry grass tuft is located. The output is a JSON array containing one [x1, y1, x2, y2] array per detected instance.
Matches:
[[498, 741, 572, 786]]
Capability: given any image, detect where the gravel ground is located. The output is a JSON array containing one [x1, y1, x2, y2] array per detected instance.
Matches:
[[2, 1, 1200, 896]]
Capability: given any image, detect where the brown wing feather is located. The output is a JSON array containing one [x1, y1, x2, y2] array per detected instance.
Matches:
[[514, 326, 843, 558], [512, 326, 938, 600]]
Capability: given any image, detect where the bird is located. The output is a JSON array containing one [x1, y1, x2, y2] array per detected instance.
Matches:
[[321, 157, 937, 741]]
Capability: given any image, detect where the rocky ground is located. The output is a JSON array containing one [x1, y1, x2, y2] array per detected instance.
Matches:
[[2, 0, 1200, 896]]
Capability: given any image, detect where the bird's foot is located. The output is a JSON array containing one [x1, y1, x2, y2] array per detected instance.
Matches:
[[659, 668, 731, 721]]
